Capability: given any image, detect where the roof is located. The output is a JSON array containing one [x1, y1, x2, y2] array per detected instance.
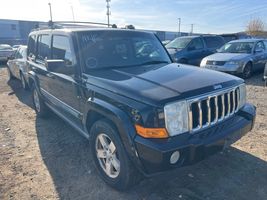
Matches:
[[30, 27, 151, 35], [229, 38, 265, 43]]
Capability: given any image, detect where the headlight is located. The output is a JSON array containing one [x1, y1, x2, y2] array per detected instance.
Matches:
[[164, 100, 189, 136], [239, 84, 246, 108], [200, 59, 207, 67], [227, 60, 241, 65]]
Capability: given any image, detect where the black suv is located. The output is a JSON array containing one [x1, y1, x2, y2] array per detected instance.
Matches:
[[26, 26, 256, 190]]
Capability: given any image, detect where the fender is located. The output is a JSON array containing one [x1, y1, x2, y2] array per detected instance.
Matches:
[[83, 97, 145, 172], [28, 70, 41, 93], [241, 59, 253, 73]]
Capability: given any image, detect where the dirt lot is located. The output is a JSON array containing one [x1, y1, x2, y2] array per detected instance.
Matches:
[[0, 64, 266, 200]]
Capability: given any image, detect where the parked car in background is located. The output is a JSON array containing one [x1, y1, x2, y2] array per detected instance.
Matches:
[[264, 63, 267, 86], [200, 39, 267, 79], [12, 45, 21, 50], [7, 45, 29, 90], [161, 40, 171, 45], [166, 35, 225, 66], [0, 44, 13, 62]]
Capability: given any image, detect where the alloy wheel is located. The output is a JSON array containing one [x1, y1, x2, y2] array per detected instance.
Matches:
[[95, 133, 120, 178]]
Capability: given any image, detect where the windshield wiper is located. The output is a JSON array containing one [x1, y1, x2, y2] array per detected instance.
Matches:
[[137, 60, 169, 66]]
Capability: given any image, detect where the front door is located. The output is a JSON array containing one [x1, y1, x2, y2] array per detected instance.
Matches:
[[45, 34, 83, 129], [187, 37, 205, 66]]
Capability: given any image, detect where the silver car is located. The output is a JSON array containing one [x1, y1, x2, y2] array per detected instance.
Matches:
[[7, 45, 29, 90], [0, 44, 14, 62], [200, 39, 267, 78]]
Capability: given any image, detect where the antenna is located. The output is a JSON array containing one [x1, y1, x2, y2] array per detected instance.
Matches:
[[48, 2, 53, 22]]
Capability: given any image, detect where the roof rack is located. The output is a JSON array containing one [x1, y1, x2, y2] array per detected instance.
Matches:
[[33, 20, 118, 31]]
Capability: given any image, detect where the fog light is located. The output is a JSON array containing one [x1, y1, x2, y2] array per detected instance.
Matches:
[[170, 151, 180, 164]]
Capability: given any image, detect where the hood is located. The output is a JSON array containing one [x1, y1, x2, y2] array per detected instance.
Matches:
[[205, 52, 250, 61], [86, 63, 243, 106]]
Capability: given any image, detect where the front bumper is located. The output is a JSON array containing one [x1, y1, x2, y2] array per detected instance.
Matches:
[[203, 64, 243, 74], [134, 103, 256, 175]]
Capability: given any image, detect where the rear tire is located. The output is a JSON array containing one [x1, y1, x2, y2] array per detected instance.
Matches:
[[32, 84, 49, 118], [89, 119, 141, 190], [242, 63, 252, 79]]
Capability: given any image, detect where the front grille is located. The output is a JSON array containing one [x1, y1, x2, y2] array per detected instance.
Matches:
[[206, 60, 226, 66], [188, 87, 240, 132]]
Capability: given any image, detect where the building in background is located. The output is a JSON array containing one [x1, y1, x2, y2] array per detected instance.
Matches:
[[0, 19, 39, 45], [0, 19, 202, 46]]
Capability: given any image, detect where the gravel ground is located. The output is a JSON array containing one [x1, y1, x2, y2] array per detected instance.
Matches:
[[0, 64, 266, 200]]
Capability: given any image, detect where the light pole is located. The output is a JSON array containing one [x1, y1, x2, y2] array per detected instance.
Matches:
[[106, 0, 111, 27], [70, 4, 75, 21], [48, 2, 53, 22], [190, 24, 194, 35], [178, 18, 181, 37]]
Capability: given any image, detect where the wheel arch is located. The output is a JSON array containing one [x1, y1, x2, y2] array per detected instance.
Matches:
[[83, 98, 144, 172]]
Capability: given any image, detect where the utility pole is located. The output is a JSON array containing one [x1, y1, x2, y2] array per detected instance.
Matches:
[[48, 2, 53, 22], [178, 18, 181, 37], [190, 24, 194, 35], [70, 4, 75, 21], [106, 0, 111, 27]]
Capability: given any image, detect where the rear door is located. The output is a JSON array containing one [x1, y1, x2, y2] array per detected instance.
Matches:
[[203, 36, 225, 55], [45, 34, 83, 128]]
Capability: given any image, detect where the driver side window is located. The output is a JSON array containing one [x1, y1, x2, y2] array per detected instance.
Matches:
[[189, 38, 204, 50], [255, 41, 265, 51]]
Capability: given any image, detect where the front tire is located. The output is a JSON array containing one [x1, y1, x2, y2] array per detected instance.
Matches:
[[242, 63, 252, 79], [90, 119, 141, 190], [32, 84, 49, 118]]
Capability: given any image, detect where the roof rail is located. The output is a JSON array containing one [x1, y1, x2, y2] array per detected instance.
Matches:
[[32, 20, 118, 31]]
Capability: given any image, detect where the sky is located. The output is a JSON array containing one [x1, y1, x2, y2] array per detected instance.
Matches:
[[0, 0, 267, 34]]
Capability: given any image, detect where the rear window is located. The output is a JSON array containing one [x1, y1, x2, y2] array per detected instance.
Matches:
[[204, 37, 224, 49]]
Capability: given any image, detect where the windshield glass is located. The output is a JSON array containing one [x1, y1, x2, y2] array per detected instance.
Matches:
[[165, 37, 192, 49], [218, 42, 254, 54], [78, 30, 171, 70]]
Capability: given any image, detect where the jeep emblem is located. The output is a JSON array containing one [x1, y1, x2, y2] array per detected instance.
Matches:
[[214, 84, 222, 90]]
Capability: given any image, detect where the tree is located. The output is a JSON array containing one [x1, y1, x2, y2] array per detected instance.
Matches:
[[246, 18, 265, 36]]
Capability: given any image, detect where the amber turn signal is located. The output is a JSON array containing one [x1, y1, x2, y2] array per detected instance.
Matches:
[[135, 125, 168, 138]]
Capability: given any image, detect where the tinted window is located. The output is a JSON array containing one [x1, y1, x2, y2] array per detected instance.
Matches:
[[189, 38, 204, 50], [204, 37, 224, 48], [52, 35, 74, 65], [37, 35, 50, 61], [28, 34, 36, 58]]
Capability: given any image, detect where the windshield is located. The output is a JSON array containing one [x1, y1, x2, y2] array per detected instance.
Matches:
[[165, 37, 192, 49], [218, 42, 254, 54], [78, 30, 171, 70]]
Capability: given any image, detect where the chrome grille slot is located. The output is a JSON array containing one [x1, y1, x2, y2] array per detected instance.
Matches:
[[188, 87, 241, 133]]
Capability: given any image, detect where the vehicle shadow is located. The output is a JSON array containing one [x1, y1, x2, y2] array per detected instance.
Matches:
[[245, 71, 265, 87], [7, 78, 33, 109], [34, 114, 267, 200]]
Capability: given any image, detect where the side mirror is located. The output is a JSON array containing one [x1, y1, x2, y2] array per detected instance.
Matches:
[[254, 48, 264, 54], [45, 59, 65, 72], [188, 46, 196, 51]]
